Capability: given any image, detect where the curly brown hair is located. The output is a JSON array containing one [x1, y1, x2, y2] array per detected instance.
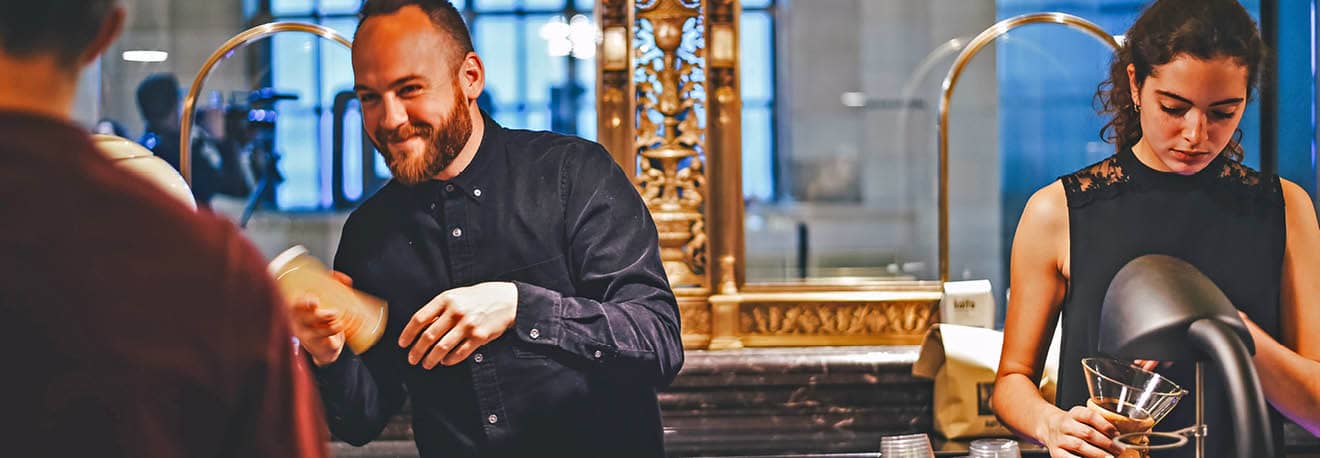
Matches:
[[1096, 0, 1266, 161]]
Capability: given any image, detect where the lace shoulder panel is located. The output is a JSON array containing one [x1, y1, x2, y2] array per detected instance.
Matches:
[[1061, 154, 1128, 208], [1214, 158, 1283, 210]]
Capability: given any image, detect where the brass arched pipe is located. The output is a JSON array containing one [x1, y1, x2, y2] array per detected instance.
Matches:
[[180, 22, 353, 184], [936, 12, 1120, 282]]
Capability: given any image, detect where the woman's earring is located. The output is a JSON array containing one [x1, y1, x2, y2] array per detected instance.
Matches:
[[1133, 103, 1141, 113]]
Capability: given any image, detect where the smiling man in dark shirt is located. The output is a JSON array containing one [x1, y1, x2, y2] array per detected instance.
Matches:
[[287, 1, 684, 456]]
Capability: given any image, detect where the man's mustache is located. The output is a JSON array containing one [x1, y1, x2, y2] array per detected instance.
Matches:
[[378, 123, 434, 144]]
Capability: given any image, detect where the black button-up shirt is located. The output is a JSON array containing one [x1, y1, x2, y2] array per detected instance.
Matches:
[[311, 113, 683, 457]]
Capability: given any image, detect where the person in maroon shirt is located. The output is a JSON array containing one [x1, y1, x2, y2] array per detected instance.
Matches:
[[0, 1, 329, 456]]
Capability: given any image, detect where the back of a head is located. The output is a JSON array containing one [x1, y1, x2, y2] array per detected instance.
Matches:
[[1097, 0, 1265, 158], [0, 0, 118, 68], [137, 73, 181, 123], [357, 0, 474, 63]]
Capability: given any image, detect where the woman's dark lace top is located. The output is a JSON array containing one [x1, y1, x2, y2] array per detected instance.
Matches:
[[1055, 147, 1286, 457]]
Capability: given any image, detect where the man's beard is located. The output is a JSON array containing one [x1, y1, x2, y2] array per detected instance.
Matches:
[[373, 89, 473, 186]]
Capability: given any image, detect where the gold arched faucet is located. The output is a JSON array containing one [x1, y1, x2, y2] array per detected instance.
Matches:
[[179, 22, 353, 185], [936, 12, 1120, 282]]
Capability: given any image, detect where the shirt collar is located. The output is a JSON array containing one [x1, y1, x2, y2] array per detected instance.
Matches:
[[446, 110, 502, 200], [408, 111, 502, 207]]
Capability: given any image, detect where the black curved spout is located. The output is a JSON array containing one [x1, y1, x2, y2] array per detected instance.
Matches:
[[1187, 318, 1275, 458], [1099, 254, 1274, 457]]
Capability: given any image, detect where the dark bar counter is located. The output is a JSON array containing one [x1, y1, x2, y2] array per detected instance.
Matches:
[[329, 346, 1320, 457]]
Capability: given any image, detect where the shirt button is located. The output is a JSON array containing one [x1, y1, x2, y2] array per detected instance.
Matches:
[[487, 414, 499, 424], [593, 350, 603, 359], [451, 227, 463, 238], [529, 328, 540, 339], [428, 203, 436, 211], [473, 188, 482, 197], [445, 184, 455, 192], [473, 353, 484, 363]]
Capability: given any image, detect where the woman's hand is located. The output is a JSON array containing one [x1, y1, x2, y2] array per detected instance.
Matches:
[[1036, 406, 1124, 458]]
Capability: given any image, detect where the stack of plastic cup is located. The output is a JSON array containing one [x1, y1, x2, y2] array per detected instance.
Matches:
[[879, 433, 935, 457], [968, 438, 1022, 458]]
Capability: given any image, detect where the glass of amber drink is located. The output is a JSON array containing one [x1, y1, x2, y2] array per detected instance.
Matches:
[[1081, 357, 1188, 458], [269, 245, 388, 354]]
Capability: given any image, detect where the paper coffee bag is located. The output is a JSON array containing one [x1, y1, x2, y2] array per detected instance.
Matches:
[[912, 324, 1060, 439]]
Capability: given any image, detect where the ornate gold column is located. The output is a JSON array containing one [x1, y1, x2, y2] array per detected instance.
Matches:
[[596, 0, 636, 174], [599, 0, 741, 349]]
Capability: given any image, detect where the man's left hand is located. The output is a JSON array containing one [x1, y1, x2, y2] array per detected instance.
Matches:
[[398, 281, 519, 369]]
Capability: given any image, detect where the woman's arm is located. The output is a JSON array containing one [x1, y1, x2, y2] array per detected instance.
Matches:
[[1249, 179, 1320, 435], [993, 182, 1121, 458]]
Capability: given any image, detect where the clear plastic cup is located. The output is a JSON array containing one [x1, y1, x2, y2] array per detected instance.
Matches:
[[268, 245, 388, 354], [880, 433, 935, 458], [968, 438, 1021, 458]]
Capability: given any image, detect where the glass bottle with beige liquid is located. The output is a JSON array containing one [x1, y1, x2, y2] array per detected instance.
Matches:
[[268, 245, 388, 354], [1081, 358, 1188, 458]]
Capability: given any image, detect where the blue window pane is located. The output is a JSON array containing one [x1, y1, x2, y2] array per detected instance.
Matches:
[[524, 0, 565, 10], [526, 15, 567, 105], [494, 111, 521, 129], [475, 0, 516, 10], [742, 106, 773, 201], [743, 0, 772, 8], [374, 153, 391, 180], [272, 0, 313, 15], [320, 0, 359, 14], [527, 109, 550, 131], [576, 57, 596, 140], [271, 33, 317, 105], [451, 0, 467, 10], [343, 102, 365, 201], [316, 108, 335, 207], [321, 19, 358, 105], [475, 17, 520, 106], [575, 53, 596, 88], [740, 11, 773, 102], [275, 109, 321, 209], [271, 32, 321, 209], [577, 107, 596, 141], [324, 17, 359, 42], [574, 0, 593, 11]]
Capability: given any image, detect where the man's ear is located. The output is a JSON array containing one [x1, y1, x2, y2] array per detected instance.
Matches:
[[458, 52, 485, 101], [80, 5, 125, 67]]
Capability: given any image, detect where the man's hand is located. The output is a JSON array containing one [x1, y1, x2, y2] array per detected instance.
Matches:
[[398, 282, 519, 369], [289, 272, 354, 366]]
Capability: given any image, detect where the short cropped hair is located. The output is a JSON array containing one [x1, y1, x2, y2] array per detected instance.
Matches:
[[0, 0, 117, 67]]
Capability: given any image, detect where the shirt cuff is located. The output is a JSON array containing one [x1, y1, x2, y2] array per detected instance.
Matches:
[[512, 280, 562, 347], [305, 348, 358, 387]]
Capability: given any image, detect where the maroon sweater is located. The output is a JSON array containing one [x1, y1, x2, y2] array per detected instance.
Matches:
[[0, 111, 328, 457]]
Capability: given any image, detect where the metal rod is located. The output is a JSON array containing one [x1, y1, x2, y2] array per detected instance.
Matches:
[[935, 13, 1120, 282], [180, 22, 353, 185], [1196, 361, 1204, 458]]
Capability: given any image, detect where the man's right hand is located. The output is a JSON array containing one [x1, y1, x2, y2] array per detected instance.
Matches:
[[1037, 406, 1123, 458], [289, 271, 353, 366]]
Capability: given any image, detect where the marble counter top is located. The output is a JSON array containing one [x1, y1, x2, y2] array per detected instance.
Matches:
[[330, 345, 1319, 457]]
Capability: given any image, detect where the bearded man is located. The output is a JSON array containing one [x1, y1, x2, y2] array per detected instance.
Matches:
[[288, 1, 683, 457]]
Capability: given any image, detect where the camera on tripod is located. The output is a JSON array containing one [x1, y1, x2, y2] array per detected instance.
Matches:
[[213, 87, 299, 225]]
